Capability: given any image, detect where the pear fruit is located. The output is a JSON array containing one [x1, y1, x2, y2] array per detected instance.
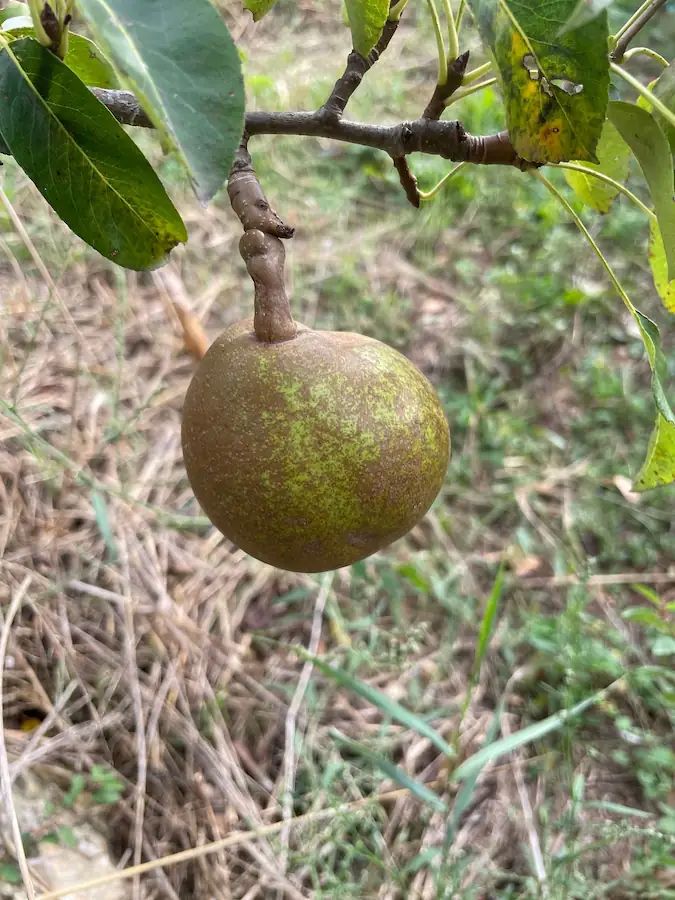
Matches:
[[181, 319, 449, 573]]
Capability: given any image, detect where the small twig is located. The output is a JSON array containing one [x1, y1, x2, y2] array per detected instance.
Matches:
[[119, 533, 147, 900], [423, 50, 470, 120], [392, 156, 420, 207], [425, 0, 448, 88], [279, 574, 333, 872], [501, 715, 548, 898], [418, 161, 466, 200], [227, 141, 296, 343], [622, 46, 669, 68], [321, 3, 401, 119], [520, 571, 675, 589], [0, 576, 37, 900], [444, 76, 498, 107], [611, 0, 667, 62]]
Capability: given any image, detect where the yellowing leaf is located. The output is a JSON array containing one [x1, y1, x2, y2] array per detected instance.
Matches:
[[563, 119, 630, 212], [649, 218, 675, 314], [467, 0, 610, 163], [633, 414, 675, 491], [344, 0, 389, 58]]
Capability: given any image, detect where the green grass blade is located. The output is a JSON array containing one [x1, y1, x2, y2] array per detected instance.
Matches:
[[472, 563, 505, 679], [452, 679, 623, 783], [91, 491, 117, 562], [332, 731, 448, 813], [445, 698, 504, 842], [583, 800, 652, 818], [302, 652, 454, 758]]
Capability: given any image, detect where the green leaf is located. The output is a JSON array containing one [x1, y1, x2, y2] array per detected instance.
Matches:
[[466, 0, 610, 163], [647, 62, 675, 157], [630, 584, 662, 608], [4, 26, 119, 88], [76, 0, 245, 204], [55, 826, 79, 849], [332, 731, 448, 813], [344, 0, 389, 57], [303, 652, 454, 758], [473, 564, 504, 673], [64, 34, 118, 89], [451, 681, 620, 783], [91, 490, 117, 560], [630, 309, 675, 490], [608, 101, 675, 282], [563, 119, 630, 212], [653, 636, 675, 656], [622, 607, 666, 628], [244, 0, 279, 22], [0, 863, 22, 884], [63, 773, 86, 808], [633, 414, 675, 491], [558, 0, 614, 36], [446, 697, 503, 842], [632, 309, 675, 424], [649, 218, 675, 314], [0, 39, 187, 270]]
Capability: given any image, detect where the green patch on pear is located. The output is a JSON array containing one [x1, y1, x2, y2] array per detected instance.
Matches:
[[181, 320, 450, 573]]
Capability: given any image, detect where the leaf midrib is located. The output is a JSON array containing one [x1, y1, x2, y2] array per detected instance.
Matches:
[[83, 0, 190, 173], [1, 37, 166, 245]]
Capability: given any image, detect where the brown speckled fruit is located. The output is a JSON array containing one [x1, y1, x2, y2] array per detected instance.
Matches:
[[181, 319, 449, 573]]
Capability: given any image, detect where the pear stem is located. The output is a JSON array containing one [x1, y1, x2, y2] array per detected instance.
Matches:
[[227, 143, 297, 343]]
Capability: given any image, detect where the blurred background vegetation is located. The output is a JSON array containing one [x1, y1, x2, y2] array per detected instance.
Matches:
[[0, 1, 674, 898]]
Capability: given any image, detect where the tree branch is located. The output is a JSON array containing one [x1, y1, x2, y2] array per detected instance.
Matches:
[[321, 4, 401, 119], [89, 88, 532, 169], [611, 0, 667, 62], [245, 111, 532, 167]]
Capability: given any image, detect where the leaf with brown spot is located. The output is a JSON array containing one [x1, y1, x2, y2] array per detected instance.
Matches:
[[467, 0, 610, 163]]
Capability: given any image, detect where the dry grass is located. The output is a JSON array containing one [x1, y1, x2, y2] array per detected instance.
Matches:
[[1, 3, 674, 899]]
